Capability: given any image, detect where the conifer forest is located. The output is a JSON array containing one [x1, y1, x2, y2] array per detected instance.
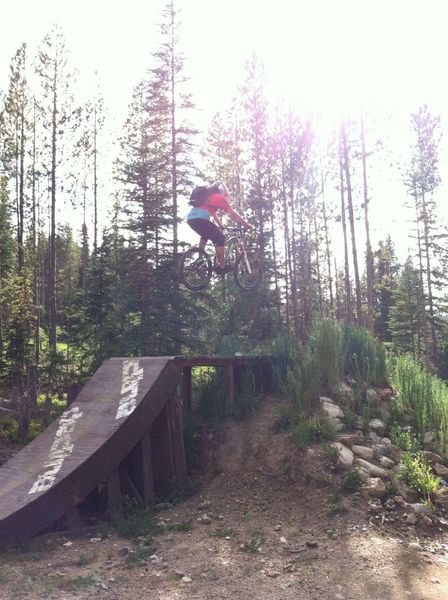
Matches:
[[0, 1, 447, 440]]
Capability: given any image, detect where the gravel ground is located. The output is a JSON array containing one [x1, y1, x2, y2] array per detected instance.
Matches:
[[1, 395, 447, 600]]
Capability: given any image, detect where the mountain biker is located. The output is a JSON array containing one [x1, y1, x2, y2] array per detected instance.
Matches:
[[186, 182, 252, 275]]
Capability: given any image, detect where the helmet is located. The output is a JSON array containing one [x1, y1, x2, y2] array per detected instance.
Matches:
[[211, 181, 229, 196]]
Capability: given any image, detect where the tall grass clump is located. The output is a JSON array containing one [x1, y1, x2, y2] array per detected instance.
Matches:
[[284, 350, 320, 414], [390, 354, 448, 455], [309, 319, 343, 393], [342, 323, 387, 386], [270, 333, 298, 392]]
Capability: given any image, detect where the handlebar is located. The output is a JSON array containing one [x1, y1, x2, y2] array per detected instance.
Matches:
[[225, 225, 250, 234]]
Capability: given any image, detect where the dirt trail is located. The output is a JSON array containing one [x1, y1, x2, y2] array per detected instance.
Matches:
[[1, 395, 447, 600]]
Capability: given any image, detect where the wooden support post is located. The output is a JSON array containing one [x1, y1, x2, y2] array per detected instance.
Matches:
[[106, 468, 122, 518], [138, 432, 154, 506], [225, 363, 234, 413], [66, 382, 80, 406], [64, 505, 83, 531], [167, 395, 187, 486], [182, 366, 192, 415]]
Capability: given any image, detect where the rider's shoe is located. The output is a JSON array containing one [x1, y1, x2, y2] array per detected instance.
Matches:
[[215, 264, 233, 275]]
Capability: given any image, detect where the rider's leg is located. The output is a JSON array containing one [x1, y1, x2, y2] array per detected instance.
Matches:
[[216, 246, 225, 269]]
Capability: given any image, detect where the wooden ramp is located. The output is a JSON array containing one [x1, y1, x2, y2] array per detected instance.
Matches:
[[0, 357, 185, 545]]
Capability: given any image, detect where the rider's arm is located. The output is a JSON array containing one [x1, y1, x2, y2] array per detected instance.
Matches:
[[228, 207, 252, 229], [213, 212, 224, 231]]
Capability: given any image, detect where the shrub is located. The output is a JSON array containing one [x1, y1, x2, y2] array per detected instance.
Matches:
[[342, 323, 387, 386], [291, 415, 334, 449], [340, 467, 363, 492], [390, 354, 448, 455], [310, 319, 342, 393], [398, 452, 441, 501]]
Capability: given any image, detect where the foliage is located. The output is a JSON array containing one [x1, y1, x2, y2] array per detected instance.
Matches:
[[390, 353, 448, 454], [110, 497, 157, 540], [398, 452, 441, 500], [388, 423, 421, 453], [341, 323, 387, 386], [340, 467, 363, 492], [310, 318, 342, 393], [291, 415, 334, 449]]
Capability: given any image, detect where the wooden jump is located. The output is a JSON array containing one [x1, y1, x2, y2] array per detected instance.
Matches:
[[0, 355, 264, 545]]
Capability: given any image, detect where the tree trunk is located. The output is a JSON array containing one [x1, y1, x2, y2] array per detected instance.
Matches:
[[341, 121, 362, 325], [339, 152, 352, 322], [360, 114, 374, 332]]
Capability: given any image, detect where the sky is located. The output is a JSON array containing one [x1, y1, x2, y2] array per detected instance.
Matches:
[[1, 0, 448, 256]]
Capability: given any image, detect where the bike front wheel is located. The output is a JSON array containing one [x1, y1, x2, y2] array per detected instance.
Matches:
[[234, 251, 262, 291], [179, 248, 213, 291]]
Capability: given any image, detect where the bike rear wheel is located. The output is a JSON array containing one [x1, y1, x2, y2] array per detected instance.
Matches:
[[234, 251, 262, 291], [179, 248, 213, 291]]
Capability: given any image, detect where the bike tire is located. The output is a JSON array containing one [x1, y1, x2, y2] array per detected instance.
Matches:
[[234, 251, 262, 291], [179, 248, 213, 291]]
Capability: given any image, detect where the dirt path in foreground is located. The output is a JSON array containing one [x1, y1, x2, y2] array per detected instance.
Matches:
[[1, 395, 447, 600]]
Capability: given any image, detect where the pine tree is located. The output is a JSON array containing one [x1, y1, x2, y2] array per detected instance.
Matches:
[[389, 257, 426, 357]]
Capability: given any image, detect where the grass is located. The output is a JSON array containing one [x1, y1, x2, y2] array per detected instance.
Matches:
[[398, 451, 441, 501], [390, 354, 448, 455]]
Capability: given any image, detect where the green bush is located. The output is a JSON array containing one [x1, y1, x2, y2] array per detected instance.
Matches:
[[340, 467, 363, 492], [342, 323, 387, 386], [398, 452, 441, 501], [390, 354, 448, 455], [310, 319, 342, 393], [291, 415, 334, 449]]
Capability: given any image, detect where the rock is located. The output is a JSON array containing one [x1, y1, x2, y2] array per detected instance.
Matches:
[[394, 480, 420, 503], [369, 431, 382, 444], [366, 388, 379, 404], [182, 576, 192, 583], [355, 458, 388, 479], [330, 442, 354, 468], [379, 457, 395, 469], [197, 514, 211, 524], [62, 541, 73, 547], [438, 517, 448, 527], [279, 537, 288, 545], [336, 382, 354, 404], [320, 396, 335, 404], [408, 542, 423, 551], [338, 434, 365, 447], [389, 444, 403, 462], [434, 464, 448, 477], [373, 443, 389, 457], [322, 401, 344, 420], [352, 445, 374, 461], [405, 513, 417, 525], [384, 498, 396, 510], [422, 516, 433, 526], [394, 495, 407, 507], [274, 524, 282, 531], [369, 419, 386, 434], [410, 503, 431, 515], [421, 451, 444, 465], [330, 417, 345, 432], [381, 437, 392, 448], [358, 466, 371, 482], [434, 488, 448, 508], [361, 477, 387, 499], [154, 502, 174, 511]]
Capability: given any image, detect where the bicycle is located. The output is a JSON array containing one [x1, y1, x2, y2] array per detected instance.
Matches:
[[179, 226, 262, 292]]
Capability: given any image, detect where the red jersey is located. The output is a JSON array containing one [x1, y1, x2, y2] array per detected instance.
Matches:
[[202, 193, 231, 218]]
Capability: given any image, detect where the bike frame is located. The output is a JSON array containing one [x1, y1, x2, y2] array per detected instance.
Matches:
[[225, 227, 254, 274]]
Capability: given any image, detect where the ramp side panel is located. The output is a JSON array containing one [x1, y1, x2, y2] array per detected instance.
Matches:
[[0, 357, 181, 543]]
